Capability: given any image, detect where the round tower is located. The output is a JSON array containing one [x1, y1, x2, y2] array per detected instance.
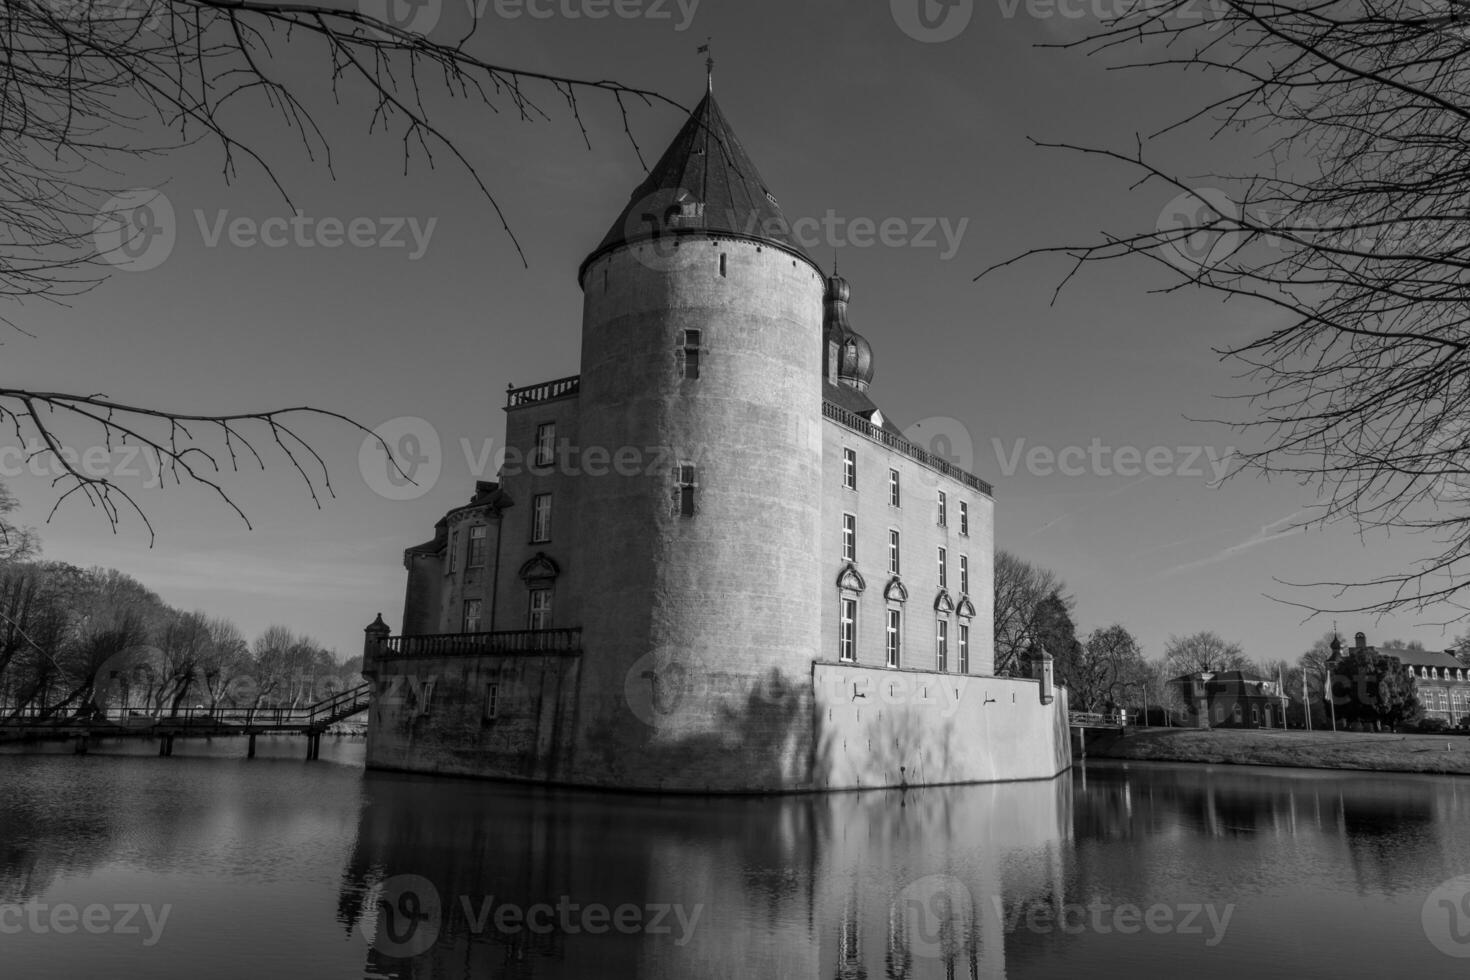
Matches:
[[571, 91, 825, 791]]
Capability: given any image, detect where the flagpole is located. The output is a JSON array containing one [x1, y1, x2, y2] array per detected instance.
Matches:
[[1303, 666, 1312, 731]]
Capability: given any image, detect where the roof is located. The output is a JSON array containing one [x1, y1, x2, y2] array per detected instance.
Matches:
[[1169, 670, 1286, 696], [1378, 647, 1463, 670], [404, 482, 503, 557], [580, 91, 816, 280], [824, 382, 903, 436]]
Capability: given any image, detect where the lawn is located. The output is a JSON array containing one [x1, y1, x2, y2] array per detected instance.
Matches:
[[1087, 725, 1470, 775]]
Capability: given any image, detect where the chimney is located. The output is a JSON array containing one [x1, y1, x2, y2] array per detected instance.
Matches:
[[1355, 631, 1367, 651]]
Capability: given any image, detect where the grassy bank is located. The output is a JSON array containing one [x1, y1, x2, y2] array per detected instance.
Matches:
[[1085, 726, 1470, 775]]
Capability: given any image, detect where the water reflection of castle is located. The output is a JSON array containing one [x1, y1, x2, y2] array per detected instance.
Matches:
[[339, 773, 1074, 979]]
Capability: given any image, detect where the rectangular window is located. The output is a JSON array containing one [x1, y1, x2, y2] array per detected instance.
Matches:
[[936, 620, 949, 673], [843, 514, 856, 562], [448, 531, 458, 573], [959, 501, 969, 536], [467, 525, 487, 568], [416, 680, 435, 717], [889, 469, 901, 507], [959, 555, 969, 596], [888, 530, 901, 574], [843, 448, 857, 490], [484, 683, 500, 721], [937, 491, 947, 527], [678, 463, 697, 517], [528, 588, 553, 630], [462, 598, 482, 633], [532, 493, 552, 542], [958, 624, 970, 673], [938, 547, 947, 590], [839, 598, 857, 662], [534, 422, 555, 468], [886, 609, 901, 668], [682, 329, 701, 379]]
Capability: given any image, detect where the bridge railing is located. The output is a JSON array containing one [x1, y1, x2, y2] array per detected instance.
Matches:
[[1, 685, 372, 730], [380, 628, 582, 658], [1070, 710, 1126, 728]]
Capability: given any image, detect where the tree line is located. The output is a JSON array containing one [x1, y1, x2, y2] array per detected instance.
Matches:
[[0, 486, 360, 721], [994, 548, 1470, 731]]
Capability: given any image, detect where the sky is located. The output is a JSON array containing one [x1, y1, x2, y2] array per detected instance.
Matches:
[[4, 0, 1463, 663]]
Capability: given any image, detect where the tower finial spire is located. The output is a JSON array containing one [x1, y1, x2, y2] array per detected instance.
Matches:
[[699, 39, 713, 91]]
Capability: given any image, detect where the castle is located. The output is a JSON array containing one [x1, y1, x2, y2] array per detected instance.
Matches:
[[360, 89, 1072, 792]]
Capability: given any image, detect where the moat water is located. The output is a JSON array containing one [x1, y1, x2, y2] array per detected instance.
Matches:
[[3, 737, 1469, 979]]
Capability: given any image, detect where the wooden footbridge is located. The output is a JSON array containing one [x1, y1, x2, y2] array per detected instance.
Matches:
[[1069, 710, 1129, 759], [0, 682, 372, 760]]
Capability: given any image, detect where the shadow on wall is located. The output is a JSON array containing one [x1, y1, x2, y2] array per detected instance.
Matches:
[[579, 665, 832, 793]]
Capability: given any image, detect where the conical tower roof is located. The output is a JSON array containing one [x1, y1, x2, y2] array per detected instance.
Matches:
[[579, 92, 816, 281]]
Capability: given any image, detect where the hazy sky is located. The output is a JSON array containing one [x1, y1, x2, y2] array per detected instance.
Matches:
[[4, 0, 1458, 664]]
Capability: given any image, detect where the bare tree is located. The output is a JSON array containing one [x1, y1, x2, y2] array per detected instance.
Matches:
[[986, 0, 1470, 621], [1163, 631, 1252, 677], [993, 550, 1070, 674], [152, 608, 212, 715], [198, 615, 249, 709], [3, 0, 675, 535], [0, 484, 37, 562], [1069, 624, 1147, 713]]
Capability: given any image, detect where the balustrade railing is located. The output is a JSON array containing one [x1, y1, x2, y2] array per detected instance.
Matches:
[[507, 375, 581, 408], [823, 402, 993, 495], [380, 628, 583, 658]]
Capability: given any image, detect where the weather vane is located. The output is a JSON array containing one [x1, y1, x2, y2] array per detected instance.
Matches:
[[698, 38, 713, 91]]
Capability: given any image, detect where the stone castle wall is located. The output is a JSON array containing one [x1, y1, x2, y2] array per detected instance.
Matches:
[[567, 236, 827, 792]]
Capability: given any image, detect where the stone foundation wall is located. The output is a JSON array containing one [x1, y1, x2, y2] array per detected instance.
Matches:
[[365, 652, 580, 782], [811, 662, 1071, 789]]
